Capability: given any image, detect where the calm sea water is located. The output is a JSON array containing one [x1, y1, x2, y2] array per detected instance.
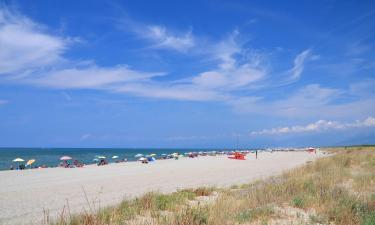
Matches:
[[0, 148, 206, 171]]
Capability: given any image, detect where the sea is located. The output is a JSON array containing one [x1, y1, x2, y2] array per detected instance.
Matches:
[[0, 147, 209, 171]]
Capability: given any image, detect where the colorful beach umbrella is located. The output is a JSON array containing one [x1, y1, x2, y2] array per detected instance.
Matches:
[[12, 158, 24, 162], [26, 159, 35, 166], [60, 156, 72, 161]]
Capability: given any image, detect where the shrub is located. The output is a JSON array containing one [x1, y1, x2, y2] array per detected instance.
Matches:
[[292, 196, 305, 208]]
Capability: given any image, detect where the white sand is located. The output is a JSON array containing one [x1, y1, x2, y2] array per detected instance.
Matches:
[[0, 151, 321, 225]]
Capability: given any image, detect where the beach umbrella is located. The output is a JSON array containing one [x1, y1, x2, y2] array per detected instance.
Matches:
[[135, 154, 143, 158], [13, 158, 25, 162], [26, 159, 35, 166], [97, 156, 106, 159], [93, 158, 99, 162], [149, 153, 156, 157], [112, 156, 119, 159], [138, 157, 146, 161], [60, 156, 72, 161]]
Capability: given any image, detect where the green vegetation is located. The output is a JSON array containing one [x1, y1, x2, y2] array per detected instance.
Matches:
[[49, 146, 375, 225]]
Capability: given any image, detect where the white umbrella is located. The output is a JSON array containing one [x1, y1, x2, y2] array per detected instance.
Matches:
[[138, 157, 146, 161], [13, 158, 24, 162], [135, 154, 143, 158], [112, 156, 119, 159], [60, 156, 72, 161], [97, 156, 106, 159]]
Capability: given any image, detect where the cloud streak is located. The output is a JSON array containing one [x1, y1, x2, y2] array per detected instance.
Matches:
[[251, 117, 375, 135], [0, 7, 67, 75], [27, 65, 162, 89], [117, 15, 195, 52], [142, 25, 195, 52]]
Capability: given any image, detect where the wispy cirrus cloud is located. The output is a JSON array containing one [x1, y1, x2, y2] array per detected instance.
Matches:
[[140, 25, 195, 52], [251, 116, 375, 135], [231, 83, 375, 119], [117, 14, 195, 52], [0, 5, 329, 123], [27, 65, 163, 89], [0, 7, 67, 75], [286, 49, 311, 82], [1, 6, 311, 104]]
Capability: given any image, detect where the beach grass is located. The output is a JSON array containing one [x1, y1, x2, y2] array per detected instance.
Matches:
[[49, 146, 375, 225]]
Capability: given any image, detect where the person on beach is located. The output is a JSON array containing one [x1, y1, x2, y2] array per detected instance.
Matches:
[[256, 150, 258, 159]]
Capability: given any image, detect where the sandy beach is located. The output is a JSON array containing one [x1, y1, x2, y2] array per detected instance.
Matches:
[[0, 151, 321, 225]]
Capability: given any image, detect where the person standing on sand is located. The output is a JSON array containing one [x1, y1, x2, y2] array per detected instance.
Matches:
[[256, 150, 258, 159]]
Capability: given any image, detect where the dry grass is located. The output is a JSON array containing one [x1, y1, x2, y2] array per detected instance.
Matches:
[[50, 146, 375, 225]]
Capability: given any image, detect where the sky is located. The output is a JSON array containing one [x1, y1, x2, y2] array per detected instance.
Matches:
[[0, 0, 374, 148]]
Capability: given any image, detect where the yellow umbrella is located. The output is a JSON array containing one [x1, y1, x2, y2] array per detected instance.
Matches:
[[26, 159, 36, 166]]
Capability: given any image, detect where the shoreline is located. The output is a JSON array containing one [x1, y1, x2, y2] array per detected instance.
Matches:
[[0, 151, 321, 225]]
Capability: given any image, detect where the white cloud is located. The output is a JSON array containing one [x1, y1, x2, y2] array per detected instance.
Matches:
[[116, 82, 227, 101], [273, 49, 311, 86], [289, 49, 311, 80], [191, 32, 266, 90], [0, 8, 66, 75], [251, 116, 375, 135], [143, 25, 195, 52], [27, 65, 161, 89], [230, 83, 375, 119], [231, 84, 341, 116], [80, 133, 92, 140]]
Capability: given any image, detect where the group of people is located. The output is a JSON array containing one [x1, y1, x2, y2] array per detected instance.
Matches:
[[9, 164, 25, 170], [59, 160, 84, 168], [10, 164, 48, 170]]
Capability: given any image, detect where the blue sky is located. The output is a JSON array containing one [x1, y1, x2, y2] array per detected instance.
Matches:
[[0, 0, 374, 148]]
